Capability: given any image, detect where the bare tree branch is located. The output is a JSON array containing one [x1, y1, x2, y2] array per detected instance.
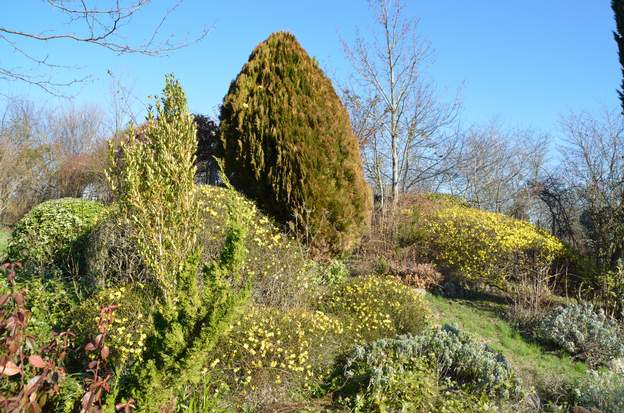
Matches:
[[342, 0, 461, 210], [1, 1, 209, 96]]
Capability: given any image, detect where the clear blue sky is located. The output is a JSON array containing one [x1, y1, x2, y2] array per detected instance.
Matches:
[[2, 1, 620, 136]]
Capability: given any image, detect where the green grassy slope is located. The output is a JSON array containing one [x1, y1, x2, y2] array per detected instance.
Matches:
[[0, 227, 9, 259], [426, 293, 587, 389]]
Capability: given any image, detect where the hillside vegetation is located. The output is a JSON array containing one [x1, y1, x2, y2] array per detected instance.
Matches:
[[1, 30, 623, 413]]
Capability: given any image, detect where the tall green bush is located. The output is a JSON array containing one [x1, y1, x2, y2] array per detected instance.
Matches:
[[109, 74, 201, 301], [108, 75, 253, 411], [219, 31, 371, 254]]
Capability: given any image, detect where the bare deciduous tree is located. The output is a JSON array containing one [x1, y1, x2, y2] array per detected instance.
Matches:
[[343, 0, 461, 210], [559, 110, 624, 266], [0, 99, 50, 222], [0, 97, 112, 224], [1, 1, 209, 96], [446, 122, 548, 219]]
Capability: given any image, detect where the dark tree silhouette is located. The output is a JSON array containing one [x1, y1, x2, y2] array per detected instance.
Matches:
[[612, 0, 624, 112], [193, 114, 220, 185]]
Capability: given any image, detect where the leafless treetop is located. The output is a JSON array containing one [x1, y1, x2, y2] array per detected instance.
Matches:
[[1, 0, 209, 97]]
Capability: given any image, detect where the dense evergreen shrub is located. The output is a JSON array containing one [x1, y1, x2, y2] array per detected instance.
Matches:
[[536, 303, 624, 367], [319, 276, 431, 342], [194, 114, 220, 185], [6, 198, 105, 270], [83, 207, 149, 290], [219, 31, 371, 254], [399, 196, 567, 284]]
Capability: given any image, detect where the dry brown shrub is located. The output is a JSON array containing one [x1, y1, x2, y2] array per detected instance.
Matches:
[[396, 262, 444, 290]]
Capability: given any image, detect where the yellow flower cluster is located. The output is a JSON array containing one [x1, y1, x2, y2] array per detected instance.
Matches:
[[322, 276, 431, 342], [198, 186, 317, 307], [419, 205, 567, 282], [212, 306, 346, 390], [91, 285, 151, 365]]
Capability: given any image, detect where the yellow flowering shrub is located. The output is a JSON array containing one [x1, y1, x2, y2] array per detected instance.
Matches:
[[320, 276, 431, 342], [198, 186, 319, 309], [207, 305, 348, 406], [400, 201, 567, 284], [70, 284, 153, 367]]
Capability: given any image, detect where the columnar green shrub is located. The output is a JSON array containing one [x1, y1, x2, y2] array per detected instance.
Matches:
[[6, 198, 105, 270], [107, 75, 254, 411], [536, 303, 624, 367], [400, 199, 567, 284], [319, 276, 431, 342], [108, 74, 200, 301], [219, 31, 371, 254]]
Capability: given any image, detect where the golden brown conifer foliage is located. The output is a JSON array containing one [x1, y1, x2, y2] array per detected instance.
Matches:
[[219, 32, 371, 255]]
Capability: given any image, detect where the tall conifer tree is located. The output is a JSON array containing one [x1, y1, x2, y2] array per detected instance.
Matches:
[[219, 32, 371, 254]]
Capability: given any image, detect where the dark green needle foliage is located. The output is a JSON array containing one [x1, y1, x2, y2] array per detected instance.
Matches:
[[613, 0, 624, 113], [219, 32, 371, 255]]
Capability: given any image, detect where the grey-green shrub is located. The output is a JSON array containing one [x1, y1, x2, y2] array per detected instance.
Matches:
[[338, 326, 521, 401], [572, 370, 624, 413], [536, 303, 624, 367], [7, 198, 105, 271], [336, 357, 497, 413]]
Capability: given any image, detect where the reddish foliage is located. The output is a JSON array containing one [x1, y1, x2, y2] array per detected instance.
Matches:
[[0, 262, 74, 412]]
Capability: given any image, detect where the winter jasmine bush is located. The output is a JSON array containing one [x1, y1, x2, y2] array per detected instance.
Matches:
[[70, 284, 154, 369], [319, 276, 431, 342], [399, 199, 567, 285], [198, 185, 320, 310], [204, 305, 349, 409]]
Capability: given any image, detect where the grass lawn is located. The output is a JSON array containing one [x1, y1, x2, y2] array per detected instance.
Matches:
[[426, 293, 587, 389], [0, 227, 10, 259]]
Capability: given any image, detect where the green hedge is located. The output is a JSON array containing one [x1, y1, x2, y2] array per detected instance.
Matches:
[[7, 198, 106, 270]]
